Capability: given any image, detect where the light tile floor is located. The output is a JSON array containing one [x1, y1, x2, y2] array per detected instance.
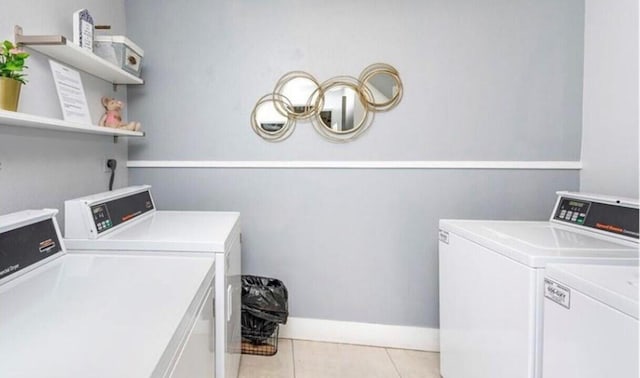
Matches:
[[239, 339, 440, 378]]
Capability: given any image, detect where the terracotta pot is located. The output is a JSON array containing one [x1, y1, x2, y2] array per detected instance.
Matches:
[[0, 77, 22, 111]]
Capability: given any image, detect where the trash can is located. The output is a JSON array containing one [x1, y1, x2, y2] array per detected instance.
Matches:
[[241, 275, 289, 356]]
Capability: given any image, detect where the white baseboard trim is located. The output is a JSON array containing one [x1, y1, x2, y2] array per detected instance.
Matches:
[[278, 317, 440, 352], [127, 160, 582, 170]]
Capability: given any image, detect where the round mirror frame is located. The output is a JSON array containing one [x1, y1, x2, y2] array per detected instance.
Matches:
[[273, 71, 323, 120], [309, 76, 375, 143], [250, 93, 296, 142], [358, 63, 403, 112]]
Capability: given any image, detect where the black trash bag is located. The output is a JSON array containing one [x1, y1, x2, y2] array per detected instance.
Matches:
[[241, 275, 289, 324], [241, 312, 278, 343]]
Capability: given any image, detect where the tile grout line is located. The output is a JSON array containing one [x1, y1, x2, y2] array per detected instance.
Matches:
[[291, 339, 297, 378], [385, 348, 403, 378]]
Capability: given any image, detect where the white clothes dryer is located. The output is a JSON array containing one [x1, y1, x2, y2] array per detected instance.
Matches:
[[438, 191, 638, 378], [0, 209, 216, 378], [63, 185, 241, 378], [542, 263, 639, 378]]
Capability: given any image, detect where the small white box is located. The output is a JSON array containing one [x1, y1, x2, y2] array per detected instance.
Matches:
[[94, 36, 144, 77]]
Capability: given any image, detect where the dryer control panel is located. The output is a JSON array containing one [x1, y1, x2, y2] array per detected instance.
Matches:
[[553, 195, 639, 240], [90, 190, 154, 234], [0, 211, 63, 283]]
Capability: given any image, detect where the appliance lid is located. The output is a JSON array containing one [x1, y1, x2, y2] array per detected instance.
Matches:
[[65, 210, 241, 252], [439, 220, 638, 268], [545, 263, 639, 319], [0, 252, 215, 377]]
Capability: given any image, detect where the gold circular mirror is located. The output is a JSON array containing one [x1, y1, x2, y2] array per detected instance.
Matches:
[[250, 93, 296, 142], [359, 63, 403, 112], [273, 71, 322, 120], [310, 76, 374, 143]]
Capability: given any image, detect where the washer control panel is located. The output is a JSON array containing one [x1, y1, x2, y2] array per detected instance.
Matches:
[[553, 196, 638, 240], [90, 190, 154, 234], [554, 198, 590, 225], [91, 204, 112, 233]]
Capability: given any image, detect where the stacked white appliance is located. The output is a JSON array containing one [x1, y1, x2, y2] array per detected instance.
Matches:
[[64, 185, 242, 378], [0, 209, 216, 377], [542, 263, 638, 378], [438, 191, 639, 378]]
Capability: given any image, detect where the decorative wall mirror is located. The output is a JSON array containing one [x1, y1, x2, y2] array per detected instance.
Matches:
[[251, 63, 403, 143], [359, 63, 403, 112], [250, 93, 295, 142], [273, 71, 320, 120], [310, 76, 374, 143]]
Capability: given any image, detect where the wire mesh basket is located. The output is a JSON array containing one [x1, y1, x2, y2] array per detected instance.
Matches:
[[241, 324, 279, 356]]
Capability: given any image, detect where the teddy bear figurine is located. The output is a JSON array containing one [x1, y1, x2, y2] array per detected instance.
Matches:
[[99, 96, 141, 131]]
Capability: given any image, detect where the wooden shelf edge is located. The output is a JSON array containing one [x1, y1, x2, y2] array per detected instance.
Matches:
[[0, 110, 145, 137]]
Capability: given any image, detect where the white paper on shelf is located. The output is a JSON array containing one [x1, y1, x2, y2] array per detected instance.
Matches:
[[49, 60, 92, 125]]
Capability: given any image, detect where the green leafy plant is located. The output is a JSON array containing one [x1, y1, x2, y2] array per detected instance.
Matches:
[[0, 40, 29, 84]]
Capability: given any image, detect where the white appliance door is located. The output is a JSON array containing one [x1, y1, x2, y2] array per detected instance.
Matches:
[[439, 232, 538, 378], [542, 288, 639, 378], [170, 285, 215, 377]]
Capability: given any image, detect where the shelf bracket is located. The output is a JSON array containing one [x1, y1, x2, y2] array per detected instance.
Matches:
[[113, 136, 119, 144], [14, 25, 66, 46]]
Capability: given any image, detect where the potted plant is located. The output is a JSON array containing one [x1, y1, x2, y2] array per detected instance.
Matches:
[[0, 40, 29, 111]]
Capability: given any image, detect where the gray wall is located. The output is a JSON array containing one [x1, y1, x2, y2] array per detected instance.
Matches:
[[126, 0, 584, 161], [136, 169, 578, 326], [126, 0, 584, 328], [0, 0, 131, 228], [580, 0, 639, 198]]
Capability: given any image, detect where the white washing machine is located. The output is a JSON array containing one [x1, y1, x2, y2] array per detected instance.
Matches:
[[63, 185, 241, 378], [438, 191, 639, 378], [542, 263, 639, 378], [0, 209, 216, 377]]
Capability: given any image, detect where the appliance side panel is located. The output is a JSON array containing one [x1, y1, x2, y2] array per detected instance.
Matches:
[[438, 237, 453, 377], [533, 270, 546, 378], [215, 254, 227, 378], [64, 201, 90, 239], [227, 234, 242, 378], [439, 232, 536, 378], [215, 231, 242, 378]]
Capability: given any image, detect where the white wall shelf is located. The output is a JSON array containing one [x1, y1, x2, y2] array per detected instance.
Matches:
[[0, 110, 145, 138], [14, 26, 143, 85]]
